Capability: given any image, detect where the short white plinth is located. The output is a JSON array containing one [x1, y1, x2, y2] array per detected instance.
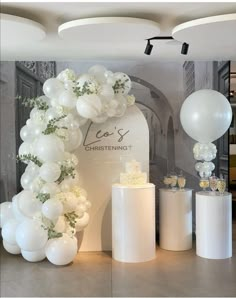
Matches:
[[159, 188, 192, 251], [196, 191, 232, 259], [112, 183, 156, 263]]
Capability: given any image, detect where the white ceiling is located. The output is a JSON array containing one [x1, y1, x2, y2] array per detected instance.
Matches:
[[1, 2, 236, 61]]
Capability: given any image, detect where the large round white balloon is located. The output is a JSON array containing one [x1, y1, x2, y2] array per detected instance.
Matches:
[[18, 142, 33, 157], [0, 202, 14, 228], [18, 190, 42, 218], [39, 162, 61, 183], [20, 125, 33, 142], [34, 135, 64, 162], [3, 240, 21, 255], [21, 172, 34, 190], [42, 199, 63, 220], [45, 233, 78, 265], [2, 219, 19, 245], [180, 89, 232, 143], [43, 78, 65, 99], [21, 248, 46, 262], [16, 219, 48, 251], [58, 90, 77, 109], [76, 94, 102, 119]]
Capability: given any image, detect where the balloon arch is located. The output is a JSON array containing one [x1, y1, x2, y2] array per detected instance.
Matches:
[[0, 65, 135, 265]]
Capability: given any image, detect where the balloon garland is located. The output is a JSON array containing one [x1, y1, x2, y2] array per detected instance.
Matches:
[[0, 65, 135, 265], [180, 89, 232, 178]]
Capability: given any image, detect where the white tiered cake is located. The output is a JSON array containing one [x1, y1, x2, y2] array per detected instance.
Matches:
[[120, 159, 147, 185]]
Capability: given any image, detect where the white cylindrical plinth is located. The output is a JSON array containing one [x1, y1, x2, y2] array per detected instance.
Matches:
[[112, 183, 156, 263], [159, 188, 192, 251], [196, 191, 232, 259]]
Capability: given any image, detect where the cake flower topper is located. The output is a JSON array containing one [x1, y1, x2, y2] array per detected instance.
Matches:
[[120, 159, 147, 185], [0, 65, 135, 266]]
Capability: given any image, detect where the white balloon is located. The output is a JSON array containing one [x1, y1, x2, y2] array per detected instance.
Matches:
[[64, 129, 83, 151], [18, 142, 33, 157], [12, 195, 29, 222], [113, 72, 132, 95], [21, 248, 46, 262], [75, 212, 89, 232], [42, 199, 63, 220], [62, 192, 79, 213], [57, 68, 77, 83], [76, 94, 102, 119], [76, 204, 87, 213], [92, 113, 108, 123], [45, 233, 78, 265], [41, 182, 60, 196], [58, 90, 77, 109], [43, 78, 65, 99], [54, 216, 66, 233], [3, 240, 21, 255], [88, 65, 107, 83], [39, 162, 61, 183], [45, 107, 64, 122], [195, 162, 203, 172], [113, 95, 127, 117], [34, 135, 64, 162], [180, 89, 232, 143], [18, 190, 42, 218], [76, 74, 98, 94], [2, 219, 19, 245], [21, 172, 34, 190], [16, 219, 48, 251], [30, 108, 45, 124], [99, 84, 114, 98], [0, 202, 14, 228], [20, 125, 33, 142], [25, 163, 40, 177], [28, 177, 44, 193]]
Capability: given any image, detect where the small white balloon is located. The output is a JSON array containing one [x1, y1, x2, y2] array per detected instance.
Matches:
[[88, 65, 107, 83], [43, 78, 65, 99], [58, 90, 77, 109], [2, 219, 19, 245], [113, 72, 132, 95], [18, 142, 33, 157], [39, 162, 61, 183], [41, 182, 60, 196], [3, 240, 21, 255], [75, 212, 90, 232], [45, 233, 78, 265], [42, 199, 63, 220], [76, 94, 102, 119], [54, 216, 66, 233], [21, 172, 34, 190], [21, 248, 46, 262], [12, 195, 29, 222], [16, 219, 48, 251], [20, 125, 33, 142]]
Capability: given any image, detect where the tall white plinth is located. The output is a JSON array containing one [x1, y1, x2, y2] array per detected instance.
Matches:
[[112, 183, 156, 263], [196, 191, 232, 259], [159, 189, 192, 251]]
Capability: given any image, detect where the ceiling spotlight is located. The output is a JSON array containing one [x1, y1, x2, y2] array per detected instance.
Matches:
[[144, 36, 189, 56], [181, 42, 189, 55], [144, 40, 153, 55]]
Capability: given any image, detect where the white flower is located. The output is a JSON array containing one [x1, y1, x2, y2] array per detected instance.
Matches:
[[126, 94, 135, 106]]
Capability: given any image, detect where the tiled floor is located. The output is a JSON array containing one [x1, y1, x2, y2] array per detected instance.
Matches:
[[1, 236, 236, 297]]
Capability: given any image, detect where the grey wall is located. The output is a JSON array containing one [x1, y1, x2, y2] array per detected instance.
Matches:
[[0, 62, 17, 203]]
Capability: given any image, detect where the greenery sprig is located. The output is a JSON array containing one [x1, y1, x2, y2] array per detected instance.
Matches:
[[64, 211, 78, 229], [36, 193, 50, 203], [17, 154, 43, 167], [113, 78, 129, 94], [41, 220, 63, 239], [57, 164, 76, 184], [73, 81, 97, 97], [17, 96, 49, 111], [43, 115, 67, 135]]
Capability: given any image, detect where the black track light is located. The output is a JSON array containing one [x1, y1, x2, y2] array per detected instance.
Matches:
[[144, 40, 153, 55], [181, 42, 189, 55]]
